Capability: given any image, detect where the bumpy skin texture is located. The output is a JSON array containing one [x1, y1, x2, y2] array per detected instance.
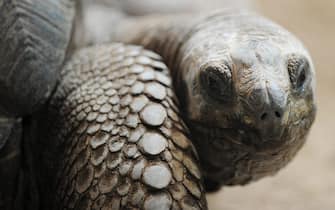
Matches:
[[103, 10, 317, 190], [0, 0, 74, 116], [34, 44, 207, 209]]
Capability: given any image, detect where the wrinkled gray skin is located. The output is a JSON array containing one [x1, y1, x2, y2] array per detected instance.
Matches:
[[106, 10, 317, 190]]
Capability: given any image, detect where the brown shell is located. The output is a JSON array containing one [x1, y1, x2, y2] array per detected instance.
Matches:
[[0, 0, 75, 116]]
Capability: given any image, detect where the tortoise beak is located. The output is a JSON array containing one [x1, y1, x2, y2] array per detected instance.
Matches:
[[244, 79, 289, 146]]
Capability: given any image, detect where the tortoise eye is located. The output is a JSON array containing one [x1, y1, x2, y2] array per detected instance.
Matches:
[[296, 66, 306, 88], [200, 64, 234, 103], [287, 55, 309, 91]]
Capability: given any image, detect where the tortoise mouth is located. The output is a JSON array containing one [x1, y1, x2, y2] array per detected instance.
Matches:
[[188, 120, 288, 153]]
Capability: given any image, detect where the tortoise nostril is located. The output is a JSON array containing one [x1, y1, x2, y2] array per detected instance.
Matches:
[[260, 112, 268, 120], [260, 111, 282, 121], [275, 111, 282, 118]]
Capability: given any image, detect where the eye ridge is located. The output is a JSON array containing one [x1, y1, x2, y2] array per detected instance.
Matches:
[[200, 64, 234, 102]]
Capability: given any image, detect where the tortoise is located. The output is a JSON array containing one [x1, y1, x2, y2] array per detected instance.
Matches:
[[77, 5, 317, 190], [0, 0, 316, 209]]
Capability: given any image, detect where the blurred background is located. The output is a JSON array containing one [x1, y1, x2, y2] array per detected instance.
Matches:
[[84, 0, 335, 209]]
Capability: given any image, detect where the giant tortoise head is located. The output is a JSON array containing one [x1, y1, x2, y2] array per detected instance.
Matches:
[[175, 11, 316, 188]]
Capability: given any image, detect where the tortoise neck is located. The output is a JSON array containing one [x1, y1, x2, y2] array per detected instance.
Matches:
[[113, 15, 195, 109]]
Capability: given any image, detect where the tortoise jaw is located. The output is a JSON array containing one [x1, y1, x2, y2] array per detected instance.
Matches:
[[188, 119, 288, 154], [187, 119, 297, 188]]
